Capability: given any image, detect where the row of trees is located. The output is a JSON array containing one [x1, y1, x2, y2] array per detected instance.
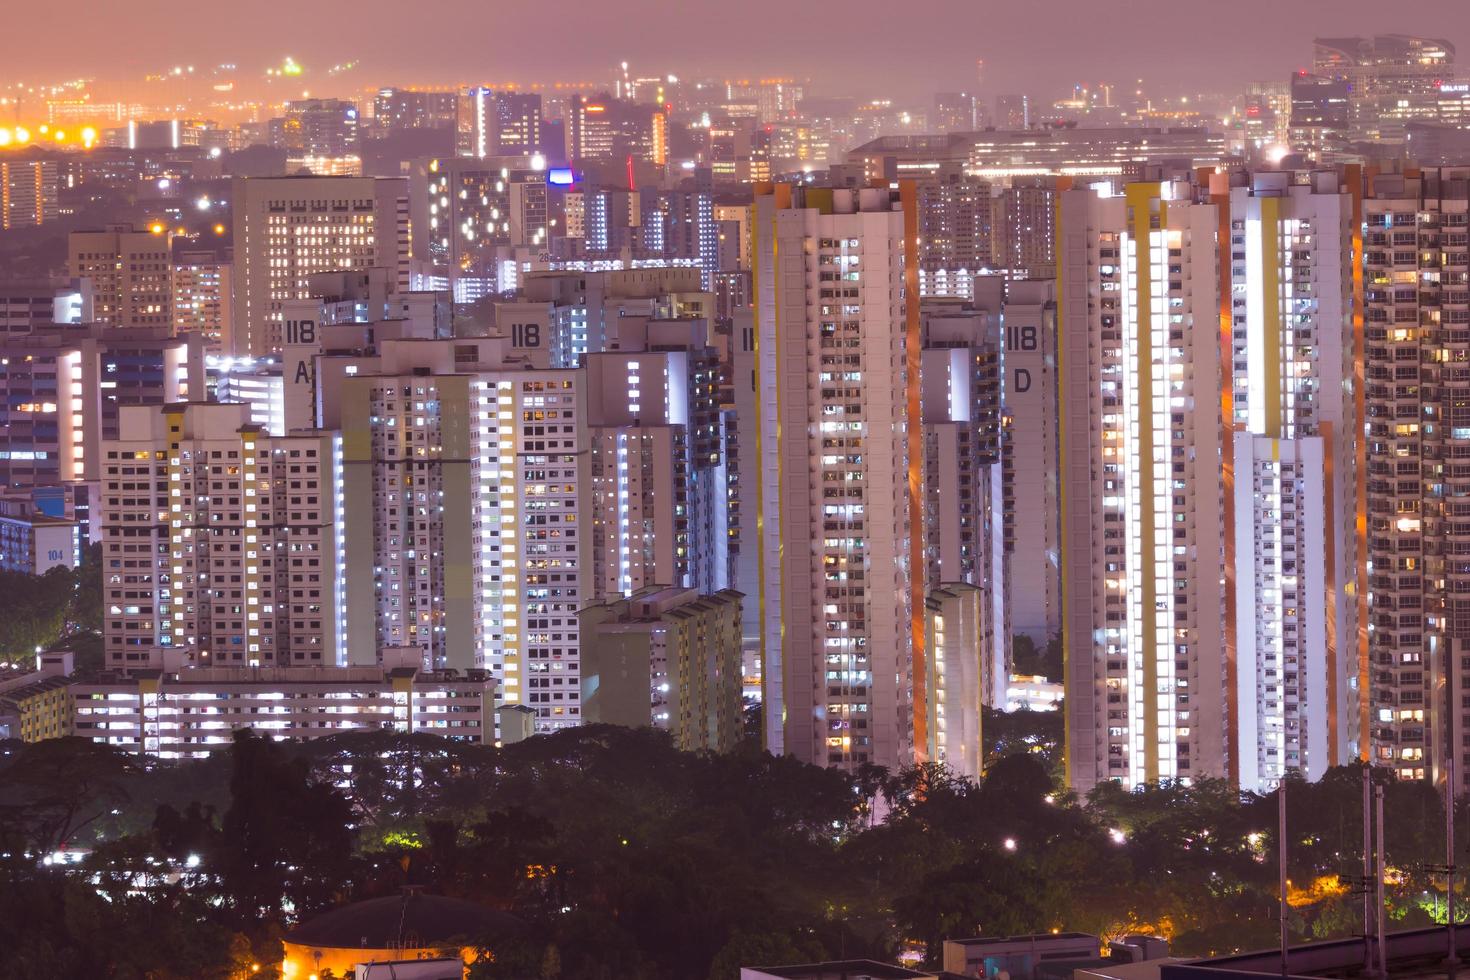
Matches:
[[0, 543, 103, 666], [0, 718, 1463, 980]]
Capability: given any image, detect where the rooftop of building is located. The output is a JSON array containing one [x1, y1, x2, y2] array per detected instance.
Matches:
[[1169, 925, 1470, 980], [74, 664, 493, 688], [284, 891, 520, 950], [948, 932, 1100, 948], [746, 960, 941, 979], [0, 675, 74, 706]]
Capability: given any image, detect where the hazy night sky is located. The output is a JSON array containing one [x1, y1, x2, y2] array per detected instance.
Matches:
[[15, 0, 1470, 100]]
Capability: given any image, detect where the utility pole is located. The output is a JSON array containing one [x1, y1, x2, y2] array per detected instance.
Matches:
[[1280, 781, 1290, 978], [1377, 784, 1388, 978], [1355, 765, 1374, 975], [1448, 752, 1459, 968]]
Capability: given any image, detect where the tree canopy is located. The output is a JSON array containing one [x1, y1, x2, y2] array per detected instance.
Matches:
[[0, 723, 1465, 980]]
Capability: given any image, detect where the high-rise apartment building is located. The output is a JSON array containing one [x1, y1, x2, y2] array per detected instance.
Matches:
[[99, 401, 345, 671], [751, 183, 926, 772], [923, 582, 987, 780], [230, 176, 410, 356], [1363, 167, 1470, 790], [918, 296, 1008, 714], [989, 279, 1061, 646], [584, 319, 727, 600], [0, 325, 203, 488], [915, 169, 998, 297], [69, 224, 174, 329], [172, 247, 233, 355], [996, 178, 1058, 279], [581, 586, 744, 752], [1222, 170, 1359, 790], [1, 160, 60, 229], [333, 338, 587, 733], [1058, 180, 1226, 794]]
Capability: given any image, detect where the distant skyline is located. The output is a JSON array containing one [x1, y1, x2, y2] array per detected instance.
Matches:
[[11, 0, 1470, 103]]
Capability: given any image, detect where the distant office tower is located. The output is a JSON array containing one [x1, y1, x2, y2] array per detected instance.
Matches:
[[585, 321, 727, 599], [100, 401, 344, 671], [1058, 180, 1225, 794], [373, 88, 459, 134], [460, 89, 543, 158], [0, 325, 203, 488], [915, 168, 998, 297], [1242, 81, 1293, 157], [918, 296, 1008, 718], [1289, 72, 1352, 160], [933, 92, 977, 134], [707, 119, 772, 184], [1221, 170, 1359, 791], [995, 94, 1030, 129], [230, 176, 410, 356], [333, 338, 587, 732], [726, 79, 803, 124], [69, 224, 174, 329], [1363, 168, 1470, 790], [567, 94, 668, 167], [1, 160, 59, 229], [409, 155, 549, 302], [638, 190, 721, 286], [751, 183, 927, 772], [581, 586, 744, 751], [273, 99, 359, 156], [989, 279, 1060, 646], [1313, 35, 1455, 142], [172, 247, 233, 354]]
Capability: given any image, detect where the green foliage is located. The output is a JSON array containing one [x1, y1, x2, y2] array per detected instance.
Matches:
[[1011, 633, 1063, 680], [3, 725, 1468, 978], [0, 543, 104, 666]]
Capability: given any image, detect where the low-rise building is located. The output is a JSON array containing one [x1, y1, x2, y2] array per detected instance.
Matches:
[[741, 962, 942, 980], [0, 652, 76, 742], [942, 933, 1103, 979], [1006, 674, 1063, 713], [72, 656, 495, 758]]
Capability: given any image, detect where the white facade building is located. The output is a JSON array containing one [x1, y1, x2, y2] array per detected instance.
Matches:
[[230, 176, 410, 356], [1058, 180, 1226, 793], [334, 338, 588, 733], [751, 183, 927, 772], [1225, 170, 1358, 790], [72, 658, 494, 758], [100, 402, 345, 672]]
